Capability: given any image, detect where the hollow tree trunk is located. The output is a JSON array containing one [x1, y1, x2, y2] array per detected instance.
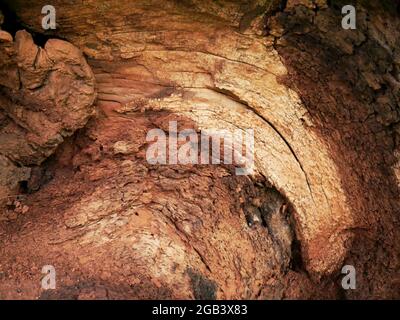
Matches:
[[0, 0, 399, 299]]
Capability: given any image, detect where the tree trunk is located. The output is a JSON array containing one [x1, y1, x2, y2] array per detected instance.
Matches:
[[0, 0, 399, 299]]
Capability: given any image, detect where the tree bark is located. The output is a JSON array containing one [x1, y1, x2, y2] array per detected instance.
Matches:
[[0, 0, 399, 299]]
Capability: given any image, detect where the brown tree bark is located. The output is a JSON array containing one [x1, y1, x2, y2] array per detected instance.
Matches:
[[0, 0, 399, 299]]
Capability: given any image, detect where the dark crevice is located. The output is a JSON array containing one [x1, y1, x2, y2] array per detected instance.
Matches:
[[21, 155, 56, 194], [18, 180, 29, 194], [289, 238, 304, 271], [187, 268, 217, 300], [0, 1, 23, 36], [0, 2, 66, 47], [239, 175, 307, 275]]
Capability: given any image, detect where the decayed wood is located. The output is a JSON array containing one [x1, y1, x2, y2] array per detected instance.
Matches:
[[0, 0, 399, 299]]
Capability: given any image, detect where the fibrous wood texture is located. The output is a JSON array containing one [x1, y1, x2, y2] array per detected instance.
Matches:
[[0, 0, 399, 299]]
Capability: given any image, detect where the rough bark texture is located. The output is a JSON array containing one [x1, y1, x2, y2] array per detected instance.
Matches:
[[0, 0, 399, 299]]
